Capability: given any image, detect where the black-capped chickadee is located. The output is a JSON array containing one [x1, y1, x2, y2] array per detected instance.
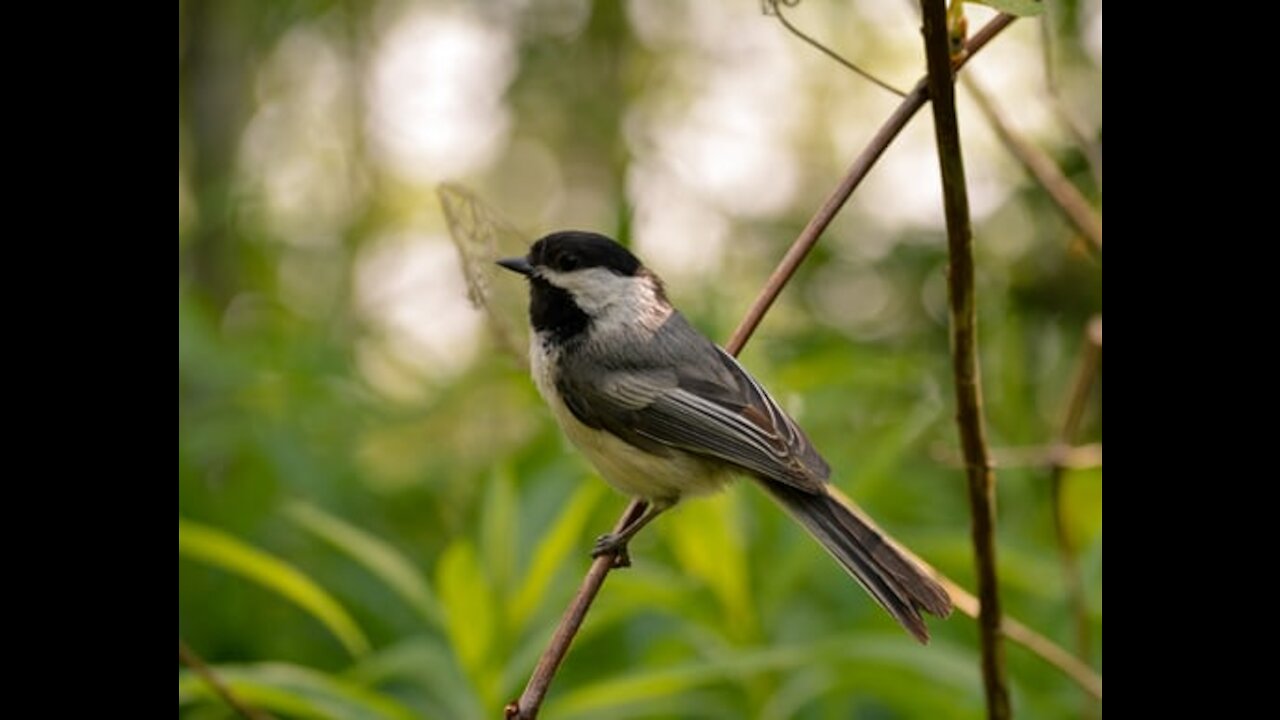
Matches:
[[498, 231, 951, 642]]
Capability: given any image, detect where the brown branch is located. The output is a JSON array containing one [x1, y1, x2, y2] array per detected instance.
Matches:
[[179, 639, 275, 720], [919, 1, 1009, 718], [1048, 315, 1102, 712], [506, 13, 1018, 720], [504, 501, 648, 720], [962, 75, 1102, 253], [937, 577, 1103, 701], [725, 13, 1015, 355], [1037, 4, 1103, 191], [767, 0, 908, 98], [822, 485, 1102, 701]]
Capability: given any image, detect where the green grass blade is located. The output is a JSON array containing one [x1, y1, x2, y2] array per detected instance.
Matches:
[[178, 517, 370, 657], [481, 467, 519, 592], [345, 636, 482, 720], [546, 635, 978, 718], [507, 480, 604, 628], [435, 540, 498, 703], [284, 501, 442, 626], [179, 662, 418, 720], [547, 644, 808, 717], [663, 492, 755, 641]]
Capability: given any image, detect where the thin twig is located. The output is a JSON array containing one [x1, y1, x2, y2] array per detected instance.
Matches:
[[1038, 2, 1103, 191], [822, 485, 1102, 701], [1048, 315, 1102, 712], [962, 74, 1102, 252], [937, 577, 1103, 700], [179, 639, 275, 720], [506, 13, 1018, 720], [919, 1, 1009, 718], [767, 0, 908, 98], [932, 442, 1102, 470], [725, 13, 1014, 355]]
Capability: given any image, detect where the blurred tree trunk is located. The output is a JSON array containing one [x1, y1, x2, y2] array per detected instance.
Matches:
[[179, 0, 253, 309]]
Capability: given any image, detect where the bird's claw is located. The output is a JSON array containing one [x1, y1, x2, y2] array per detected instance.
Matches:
[[591, 533, 631, 568]]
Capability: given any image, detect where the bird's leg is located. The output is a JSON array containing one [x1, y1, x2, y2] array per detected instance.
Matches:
[[591, 499, 672, 568]]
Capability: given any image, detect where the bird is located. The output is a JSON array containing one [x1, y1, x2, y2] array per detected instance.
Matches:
[[496, 230, 951, 642]]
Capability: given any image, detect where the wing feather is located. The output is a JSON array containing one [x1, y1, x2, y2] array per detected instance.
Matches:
[[556, 312, 830, 492]]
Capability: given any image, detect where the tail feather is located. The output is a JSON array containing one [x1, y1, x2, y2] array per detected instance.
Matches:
[[759, 480, 952, 643]]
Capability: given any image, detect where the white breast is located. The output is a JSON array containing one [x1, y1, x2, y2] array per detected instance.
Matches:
[[530, 334, 732, 504]]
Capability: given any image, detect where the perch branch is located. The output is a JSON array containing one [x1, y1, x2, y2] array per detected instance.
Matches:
[[504, 501, 648, 720], [507, 12, 1017, 719], [919, 1, 1009, 718]]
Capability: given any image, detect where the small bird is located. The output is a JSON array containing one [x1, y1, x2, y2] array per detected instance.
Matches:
[[498, 231, 951, 642]]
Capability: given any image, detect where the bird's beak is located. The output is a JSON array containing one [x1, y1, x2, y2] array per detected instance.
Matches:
[[496, 256, 534, 276]]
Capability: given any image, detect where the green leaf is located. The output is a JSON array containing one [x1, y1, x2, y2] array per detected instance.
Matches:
[[848, 399, 940, 504], [481, 466, 519, 592], [507, 480, 605, 627], [547, 643, 808, 717], [546, 636, 978, 718], [815, 639, 983, 718], [178, 662, 417, 720], [759, 672, 837, 720], [1062, 466, 1103, 547], [345, 636, 482, 719], [663, 492, 755, 641], [178, 517, 370, 657], [284, 501, 442, 627], [435, 540, 497, 698], [970, 0, 1045, 17]]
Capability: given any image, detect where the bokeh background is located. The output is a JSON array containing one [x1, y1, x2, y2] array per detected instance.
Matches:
[[178, 0, 1101, 717]]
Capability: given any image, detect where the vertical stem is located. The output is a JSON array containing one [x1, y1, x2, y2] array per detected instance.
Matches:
[[1049, 316, 1102, 716], [919, 2, 1010, 718]]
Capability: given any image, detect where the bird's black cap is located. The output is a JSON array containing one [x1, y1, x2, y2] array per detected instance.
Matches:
[[525, 231, 642, 277]]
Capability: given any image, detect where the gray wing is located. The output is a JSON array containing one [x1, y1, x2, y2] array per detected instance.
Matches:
[[557, 312, 830, 493]]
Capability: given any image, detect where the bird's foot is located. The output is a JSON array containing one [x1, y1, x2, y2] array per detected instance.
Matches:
[[591, 533, 631, 568]]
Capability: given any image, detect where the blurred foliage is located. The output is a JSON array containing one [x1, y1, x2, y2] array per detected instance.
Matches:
[[180, 0, 1101, 718]]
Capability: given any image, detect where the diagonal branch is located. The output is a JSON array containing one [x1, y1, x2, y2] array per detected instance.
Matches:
[[506, 12, 1017, 720], [502, 501, 648, 720], [822, 485, 1103, 701], [937, 577, 1102, 700], [962, 74, 1102, 253], [179, 639, 276, 720], [767, 0, 908, 98], [726, 13, 1014, 355], [919, 1, 1009, 718], [1037, 3, 1103, 191]]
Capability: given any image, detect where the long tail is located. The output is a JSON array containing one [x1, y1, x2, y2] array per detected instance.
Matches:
[[759, 480, 952, 643]]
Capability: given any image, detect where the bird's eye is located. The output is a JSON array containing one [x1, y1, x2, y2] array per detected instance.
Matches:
[[560, 254, 579, 271]]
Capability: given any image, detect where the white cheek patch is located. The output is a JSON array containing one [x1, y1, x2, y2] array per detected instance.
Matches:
[[538, 267, 632, 313], [538, 267, 671, 332]]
